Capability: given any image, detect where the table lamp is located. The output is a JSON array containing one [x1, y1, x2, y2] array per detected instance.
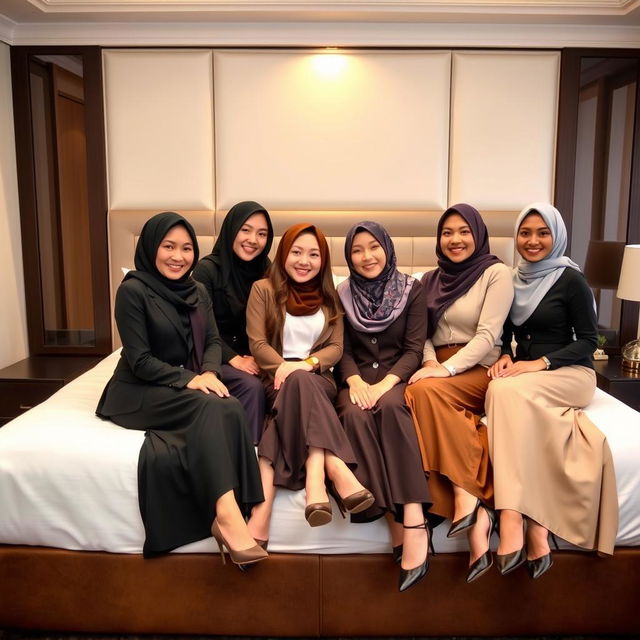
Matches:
[[616, 244, 640, 373]]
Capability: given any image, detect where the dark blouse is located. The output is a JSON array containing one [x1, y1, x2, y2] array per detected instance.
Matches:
[[501, 268, 597, 370], [192, 260, 249, 363], [335, 279, 426, 385]]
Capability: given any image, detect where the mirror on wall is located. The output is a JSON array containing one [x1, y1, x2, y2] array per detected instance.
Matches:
[[571, 57, 638, 347], [557, 49, 640, 353], [11, 46, 111, 355], [29, 55, 95, 346]]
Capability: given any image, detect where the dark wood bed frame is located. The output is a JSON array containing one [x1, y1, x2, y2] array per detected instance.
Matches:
[[1, 545, 638, 636]]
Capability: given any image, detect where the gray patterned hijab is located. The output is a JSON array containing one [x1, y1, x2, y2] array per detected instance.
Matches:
[[510, 202, 582, 326], [337, 221, 414, 333]]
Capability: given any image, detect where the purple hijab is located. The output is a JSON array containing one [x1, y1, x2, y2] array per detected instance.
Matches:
[[423, 204, 501, 339], [337, 221, 414, 333]]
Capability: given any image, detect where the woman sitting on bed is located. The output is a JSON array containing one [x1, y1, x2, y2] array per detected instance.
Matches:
[[334, 221, 434, 593], [245, 223, 374, 546], [193, 201, 274, 444], [96, 211, 267, 570], [486, 203, 618, 578], [404, 203, 514, 583]]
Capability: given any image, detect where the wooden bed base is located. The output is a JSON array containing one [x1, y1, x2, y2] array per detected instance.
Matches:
[[1, 545, 638, 636]]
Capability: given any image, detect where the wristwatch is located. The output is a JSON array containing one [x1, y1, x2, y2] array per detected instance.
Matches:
[[304, 356, 320, 370], [542, 356, 551, 370]]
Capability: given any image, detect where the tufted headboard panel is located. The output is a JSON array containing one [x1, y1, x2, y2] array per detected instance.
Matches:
[[108, 209, 519, 348]]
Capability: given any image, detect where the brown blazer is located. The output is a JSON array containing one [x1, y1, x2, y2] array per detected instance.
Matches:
[[246, 278, 344, 385], [335, 278, 426, 386]]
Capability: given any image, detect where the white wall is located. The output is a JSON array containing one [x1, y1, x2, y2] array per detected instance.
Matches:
[[0, 42, 27, 368]]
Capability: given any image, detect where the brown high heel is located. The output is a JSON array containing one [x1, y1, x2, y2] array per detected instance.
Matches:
[[211, 520, 268, 569], [332, 487, 375, 517], [305, 502, 333, 527], [255, 539, 269, 550]]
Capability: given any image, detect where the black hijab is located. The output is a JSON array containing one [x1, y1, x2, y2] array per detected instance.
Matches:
[[125, 211, 205, 370], [423, 204, 501, 338], [126, 211, 200, 310], [197, 201, 273, 322]]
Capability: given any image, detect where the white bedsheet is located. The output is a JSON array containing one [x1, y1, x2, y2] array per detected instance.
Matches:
[[0, 350, 638, 554]]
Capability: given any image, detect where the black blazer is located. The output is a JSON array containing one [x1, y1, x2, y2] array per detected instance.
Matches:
[[335, 279, 426, 386], [500, 268, 597, 370], [97, 278, 222, 417]]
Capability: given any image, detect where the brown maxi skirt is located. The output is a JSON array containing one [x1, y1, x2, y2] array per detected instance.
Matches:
[[258, 370, 357, 491], [403, 345, 493, 520], [485, 365, 618, 556], [335, 383, 432, 523]]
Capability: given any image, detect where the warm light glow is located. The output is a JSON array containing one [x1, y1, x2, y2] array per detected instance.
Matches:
[[311, 53, 348, 78]]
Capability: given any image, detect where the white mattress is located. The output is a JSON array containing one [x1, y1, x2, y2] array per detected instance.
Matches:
[[0, 350, 638, 555]]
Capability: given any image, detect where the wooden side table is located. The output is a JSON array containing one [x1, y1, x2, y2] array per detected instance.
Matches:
[[0, 355, 103, 426], [593, 356, 640, 412]]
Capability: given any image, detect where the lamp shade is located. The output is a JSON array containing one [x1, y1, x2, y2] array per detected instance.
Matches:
[[617, 244, 640, 302], [583, 240, 626, 289]]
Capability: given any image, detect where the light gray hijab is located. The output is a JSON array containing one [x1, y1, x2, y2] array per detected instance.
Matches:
[[510, 202, 582, 326]]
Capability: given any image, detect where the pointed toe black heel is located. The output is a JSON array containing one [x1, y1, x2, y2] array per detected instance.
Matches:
[[527, 532, 558, 579], [448, 498, 481, 538], [466, 507, 497, 583], [392, 544, 403, 565], [527, 552, 553, 579], [398, 521, 434, 593], [496, 547, 527, 575]]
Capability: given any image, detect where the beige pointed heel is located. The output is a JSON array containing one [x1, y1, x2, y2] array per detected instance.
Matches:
[[211, 520, 269, 570]]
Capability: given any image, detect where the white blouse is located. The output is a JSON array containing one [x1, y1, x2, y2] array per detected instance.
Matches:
[[282, 309, 325, 359]]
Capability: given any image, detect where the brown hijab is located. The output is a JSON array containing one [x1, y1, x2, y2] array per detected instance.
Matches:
[[276, 223, 329, 316]]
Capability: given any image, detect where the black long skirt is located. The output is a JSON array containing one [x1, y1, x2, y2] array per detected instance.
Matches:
[[336, 384, 432, 523], [258, 370, 357, 491], [220, 363, 266, 444], [101, 383, 263, 557]]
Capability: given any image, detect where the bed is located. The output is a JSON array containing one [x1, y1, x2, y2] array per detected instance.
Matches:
[[1, 209, 639, 636]]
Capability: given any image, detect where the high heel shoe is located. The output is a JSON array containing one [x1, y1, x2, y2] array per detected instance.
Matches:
[[255, 538, 269, 551], [339, 489, 375, 515], [526, 532, 558, 579], [211, 520, 268, 569], [392, 544, 403, 565], [398, 520, 434, 593], [496, 546, 527, 576], [466, 507, 497, 583], [304, 502, 333, 527], [527, 552, 553, 579], [448, 498, 481, 538], [331, 486, 375, 517]]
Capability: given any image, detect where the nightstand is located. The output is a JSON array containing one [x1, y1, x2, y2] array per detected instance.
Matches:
[[593, 356, 640, 412], [0, 355, 103, 426]]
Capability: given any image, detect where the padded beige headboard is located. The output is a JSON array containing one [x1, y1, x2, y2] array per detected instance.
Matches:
[[108, 209, 519, 348]]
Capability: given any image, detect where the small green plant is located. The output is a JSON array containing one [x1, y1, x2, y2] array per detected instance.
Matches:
[[597, 335, 607, 349]]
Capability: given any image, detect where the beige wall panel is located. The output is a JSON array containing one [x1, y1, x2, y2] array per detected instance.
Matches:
[[0, 42, 28, 368], [449, 51, 560, 211], [214, 51, 450, 211], [104, 50, 214, 210]]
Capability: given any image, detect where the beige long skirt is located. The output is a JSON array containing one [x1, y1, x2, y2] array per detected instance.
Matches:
[[485, 365, 618, 556]]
